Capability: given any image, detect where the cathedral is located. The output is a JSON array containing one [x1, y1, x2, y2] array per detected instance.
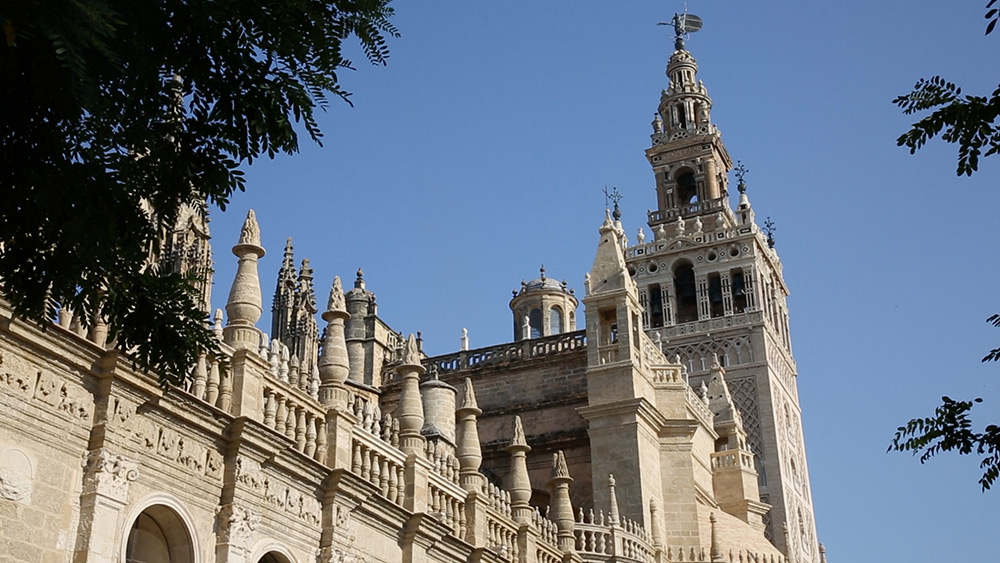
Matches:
[[0, 18, 824, 563]]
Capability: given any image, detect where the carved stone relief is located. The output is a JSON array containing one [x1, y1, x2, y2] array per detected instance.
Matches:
[[0, 354, 91, 422], [217, 502, 260, 547], [235, 456, 321, 525], [119, 407, 223, 481], [0, 447, 33, 503], [82, 448, 139, 503]]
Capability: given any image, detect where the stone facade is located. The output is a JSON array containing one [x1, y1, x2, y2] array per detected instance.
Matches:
[[0, 26, 823, 563]]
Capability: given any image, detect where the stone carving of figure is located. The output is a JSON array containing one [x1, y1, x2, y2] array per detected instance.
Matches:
[[675, 215, 685, 236], [692, 216, 702, 233]]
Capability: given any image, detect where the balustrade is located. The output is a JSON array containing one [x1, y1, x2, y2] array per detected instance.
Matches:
[[710, 450, 754, 471], [428, 473, 467, 538], [486, 511, 519, 561], [426, 330, 586, 375]]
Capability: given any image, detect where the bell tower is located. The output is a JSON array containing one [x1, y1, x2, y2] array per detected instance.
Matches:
[[626, 16, 821, 563]]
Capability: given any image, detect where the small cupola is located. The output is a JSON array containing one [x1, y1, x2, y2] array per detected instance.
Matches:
[[509, 266, 579, 341]]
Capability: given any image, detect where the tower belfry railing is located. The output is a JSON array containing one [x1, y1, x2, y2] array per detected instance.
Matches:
[[648, 195, 729, 224]]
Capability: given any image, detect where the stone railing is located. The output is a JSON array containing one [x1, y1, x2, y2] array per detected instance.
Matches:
[[710, 450, 755, 472], [685, 386, 715, 428], [646, 195, 728, 224], [261, 375, 327, 462], [531, 511, 563, 563], [425, 330, 586, 375], [654, 310, 764, 340], [350, 416, 407, 506], [574, 512, 656, 563], [649, 365, 685, 384], [428, 471, 467, 538], [186, 352, 233, 411], [486, 508, 519, 561]]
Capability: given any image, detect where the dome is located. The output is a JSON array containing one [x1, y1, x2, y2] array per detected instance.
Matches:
[[514, 266, 574, 297]]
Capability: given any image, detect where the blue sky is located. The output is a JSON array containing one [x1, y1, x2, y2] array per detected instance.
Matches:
[[209, 2, 1000, 560]]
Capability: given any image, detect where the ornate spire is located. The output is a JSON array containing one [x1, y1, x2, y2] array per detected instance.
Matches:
[[298, 259, 316, 314], [224, 210, 266, 350]]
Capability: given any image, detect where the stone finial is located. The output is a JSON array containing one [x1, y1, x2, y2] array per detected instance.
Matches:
[[456, 378, 484, 491], [355, 268, 365, 289], [459, 378, 479, 412], [649, 498, 663, 547], [238, 209, 261, 247], [637, 227, 646, 245], [402, 333, 421, 366], [521, 314, 531, 340], [551, 451, 570, 480], [327, 276, 346, 313], [224, 209, 266, 349], [213, 308, 224, 339], [547, 450, 575, 553], [317, 277, 352, 407], [605, 474, 621, 526], [460, 327, 469, 351], [506, 415, 532, 524], [395, 334, 427, 455], [710, 513, 724, 562], [819, 543, 827, 563], [510, 415, 529, 449]]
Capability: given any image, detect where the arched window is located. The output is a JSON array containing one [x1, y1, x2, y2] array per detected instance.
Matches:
[[529, 308, 543, 339], [648, 283, 664, 328], [125, 505, 194, 563], [258, 553, 293, 563], [708, 273, 723, 318], [673, 262, 698, 323], [549, 306, 563, 335], [677, 170, 698, 204], [731, 268, 748, 313]]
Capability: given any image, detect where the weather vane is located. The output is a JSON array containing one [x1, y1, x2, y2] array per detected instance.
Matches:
[[763, 216, 776, 248], [658, 8, 703, 50], [603, 186, 623, 219], [734, 160, 749, 193]]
